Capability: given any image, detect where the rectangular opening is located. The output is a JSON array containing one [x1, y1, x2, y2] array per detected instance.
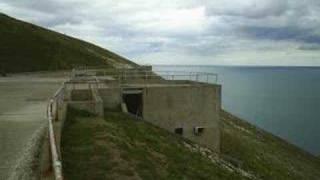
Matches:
[[174, 128, 183, 135], [123, 93, 143, 117], [194, 127, 204, 136]]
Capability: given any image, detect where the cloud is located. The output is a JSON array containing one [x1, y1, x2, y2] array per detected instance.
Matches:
[[1, 0, 320, 66], [205, 0, 289, 19], [299, 44, 320, 51], [240, 26, 320, 44]]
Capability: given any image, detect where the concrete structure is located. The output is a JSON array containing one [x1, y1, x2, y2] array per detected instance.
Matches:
[[64, 80, 104, 117], [65, 68, 221, 152], [142, 85, 221, 151], [0, 69, 220, 180]]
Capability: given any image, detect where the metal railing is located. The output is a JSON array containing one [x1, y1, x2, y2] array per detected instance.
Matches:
[[73, 69, 219, 84], [69, 68, 220, 90], [109, 71, 218, 84], [47, 84, 65, 180], [155, 71, 218, 83]]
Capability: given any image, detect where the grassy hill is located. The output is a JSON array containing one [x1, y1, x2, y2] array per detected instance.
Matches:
[[61, 109, 320, 180], [0, 13, 137, 73], [220, 110, 320, 180]]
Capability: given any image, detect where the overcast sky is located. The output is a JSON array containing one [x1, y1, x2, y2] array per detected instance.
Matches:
[[1, 0, 320, 66]]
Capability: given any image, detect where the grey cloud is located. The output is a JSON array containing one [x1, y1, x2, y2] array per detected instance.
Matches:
[[299, 44, 320, 51], [2, 0, 320, 65], [1, 0, 85, 27], [2, 0, 83, 14], [206, 0, 289, 19], [240, 26, 320, 44]]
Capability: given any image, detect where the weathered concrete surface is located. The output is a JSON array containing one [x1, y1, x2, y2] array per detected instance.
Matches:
[[85, 79, 222, 152], [0, 75, 65, 179], [99, 88, 122, 110], [68, 88, 104, 117], [143, 85, 221, 152]]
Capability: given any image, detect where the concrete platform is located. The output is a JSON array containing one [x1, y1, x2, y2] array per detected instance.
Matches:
[[0, 75, 65, 179]]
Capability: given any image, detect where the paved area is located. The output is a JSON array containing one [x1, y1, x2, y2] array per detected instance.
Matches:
[[0, 75, 65, 179]]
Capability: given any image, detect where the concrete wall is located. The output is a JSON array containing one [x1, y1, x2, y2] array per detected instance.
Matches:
[[142, 85, 221, 152], [68, 88, 104, 116], [98, 88, 122, 110], [71, 89, 92, 101]]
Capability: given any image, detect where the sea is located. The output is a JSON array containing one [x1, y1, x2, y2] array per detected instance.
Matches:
[[153, 65, 320, 156]]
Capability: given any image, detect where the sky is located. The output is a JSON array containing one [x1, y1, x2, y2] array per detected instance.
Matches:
[[1, 0, 320, 66]]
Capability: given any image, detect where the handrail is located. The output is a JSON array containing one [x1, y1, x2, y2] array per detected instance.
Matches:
[[71, 68, 219, 85], [47, 84, 65, 180], [73, 70, 219, 84], [93, 69, 218, 76], [53, 84, 65, 98], [117, 71, 218, 84]]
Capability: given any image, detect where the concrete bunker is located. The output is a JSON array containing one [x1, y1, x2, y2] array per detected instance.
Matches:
[[65, 67, 221, 152]]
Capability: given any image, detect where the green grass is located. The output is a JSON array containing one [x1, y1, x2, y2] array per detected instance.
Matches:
[[61, 109, 247, 180], [221, 110, 320, 180], [61, 108, 320, 180], [0, 13, 136, 73]]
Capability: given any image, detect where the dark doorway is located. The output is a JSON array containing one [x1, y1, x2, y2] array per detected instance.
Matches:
[[123, 93, 143, 117]]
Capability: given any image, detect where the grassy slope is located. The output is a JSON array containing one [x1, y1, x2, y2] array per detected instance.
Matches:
[[221, 110, 320, 180], [62, 109, 248, 180], [0, 13, 136, 73], [62, 109, 320, 180]]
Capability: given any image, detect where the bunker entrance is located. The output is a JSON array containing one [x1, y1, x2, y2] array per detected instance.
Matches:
[[123, 92, 143, 117]]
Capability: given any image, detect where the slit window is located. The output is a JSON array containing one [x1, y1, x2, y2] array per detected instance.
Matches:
[[194, 127, 204, 135], [174, 127, 183, 135]]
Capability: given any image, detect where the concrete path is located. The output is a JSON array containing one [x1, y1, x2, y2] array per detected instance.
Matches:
[[0, 75, 65, 179]]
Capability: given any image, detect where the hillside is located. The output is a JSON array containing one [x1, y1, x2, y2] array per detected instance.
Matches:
[[61, 109, 320, 180], [0, 13, 136, 73], [220, 110, 320, 179]]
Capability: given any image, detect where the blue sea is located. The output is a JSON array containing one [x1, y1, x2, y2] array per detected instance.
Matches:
[[153, 65, 320, 155]]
